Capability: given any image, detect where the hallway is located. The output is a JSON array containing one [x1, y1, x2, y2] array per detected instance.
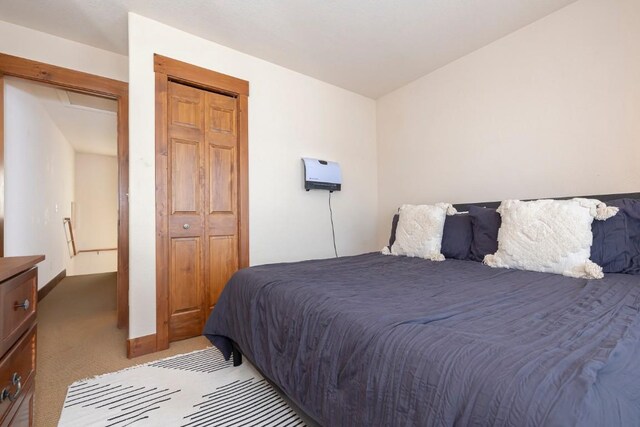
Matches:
[[35, 273, 209, 426]]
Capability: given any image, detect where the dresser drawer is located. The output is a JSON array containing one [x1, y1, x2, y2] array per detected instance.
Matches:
[[1, 380, 32, 427], [0, 326, 36, 425], [0, 269, 36, 358]]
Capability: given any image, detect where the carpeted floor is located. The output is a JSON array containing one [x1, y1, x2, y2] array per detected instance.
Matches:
[[35, 272, 210, 427]]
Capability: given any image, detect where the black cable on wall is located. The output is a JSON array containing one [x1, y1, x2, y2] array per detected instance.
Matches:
[[329, 191, 338, 258]]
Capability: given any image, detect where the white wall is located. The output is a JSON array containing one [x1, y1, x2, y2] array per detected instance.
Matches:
[[0, 20, 128, 82], [0, 22, 125, 284], [4, 78, 75, 288], [376, 0, 640, 245], [69, 252, 118, 276], [0, 23, 126, 289], [10, 4, 634, 341], [128, 14, 378, 338], [68, 153, 118, 276]]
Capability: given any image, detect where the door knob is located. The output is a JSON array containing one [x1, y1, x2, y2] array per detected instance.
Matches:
[[183, 224, 190, 230]]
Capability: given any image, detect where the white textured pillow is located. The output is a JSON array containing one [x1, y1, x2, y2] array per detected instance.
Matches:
[[484, 199, 618, 279], [386, 203, 455, 261]]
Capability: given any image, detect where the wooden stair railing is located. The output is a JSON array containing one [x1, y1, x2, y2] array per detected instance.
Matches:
[[63, 217, 76, 257], [63, 217, 117, 256]]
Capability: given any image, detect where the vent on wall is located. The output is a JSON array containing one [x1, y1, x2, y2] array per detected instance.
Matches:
[[56, 89, 117, 114]]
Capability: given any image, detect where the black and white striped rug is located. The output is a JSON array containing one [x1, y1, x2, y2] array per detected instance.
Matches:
[[58, 347, 307, 426]]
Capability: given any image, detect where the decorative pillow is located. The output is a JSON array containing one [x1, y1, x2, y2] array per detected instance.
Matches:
[[468, 206, 501, 262], [388, 212, 473, 260], [385, 203, 456, 261], [484, 199, 618, 279], [441, 213, 473, 260], [590, 209, 629, 273], [608, 198, 640, 274]]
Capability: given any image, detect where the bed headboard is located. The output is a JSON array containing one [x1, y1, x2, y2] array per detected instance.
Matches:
[[452, 192, 640, 212]]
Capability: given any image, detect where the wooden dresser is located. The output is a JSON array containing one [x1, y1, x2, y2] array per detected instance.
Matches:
[[0, 256, 44, 427]]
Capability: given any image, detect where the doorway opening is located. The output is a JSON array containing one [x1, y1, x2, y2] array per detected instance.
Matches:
[[5, 77, 118, 278], [0, 53, 129, 331]]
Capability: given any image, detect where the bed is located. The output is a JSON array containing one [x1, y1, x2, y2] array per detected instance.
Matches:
[[203, 193, 640, 426]]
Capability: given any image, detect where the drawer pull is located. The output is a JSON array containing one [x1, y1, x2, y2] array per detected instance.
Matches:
[[14, 299, 30, 311], [0, 373, 22, 403]]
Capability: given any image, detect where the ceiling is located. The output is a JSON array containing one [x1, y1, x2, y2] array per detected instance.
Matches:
[[6, 77, 118, 157], [0, 0, 578, 98]]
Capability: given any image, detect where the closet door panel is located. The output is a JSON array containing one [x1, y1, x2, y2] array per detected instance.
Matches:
[[167, 82, 206, 340], [205, 91, 240, 310], [208, 235, 238, 312], [169, 237, 203, 340], [209, 146, 236, 214], [171, 139, 201, 214], [164, 81, 242, 341], [205, 91, 237, 147]]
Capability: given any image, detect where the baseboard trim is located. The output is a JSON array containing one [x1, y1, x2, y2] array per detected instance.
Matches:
[[38, 269, 66, 301], [127, 334, 157, 358]]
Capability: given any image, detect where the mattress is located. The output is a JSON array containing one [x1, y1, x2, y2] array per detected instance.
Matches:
[[204, 253, 640, 426]]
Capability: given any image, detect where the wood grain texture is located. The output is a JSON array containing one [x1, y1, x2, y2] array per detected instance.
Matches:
[[0, 257, 44, 284], [154, 54, 249, 96], [208, 236, 238, 312], [126, 334, 158, 359], [77, 248, 116, 254], [155, 73, 170, 352], [209, 145, 235, 213], [205, 91, 237, 147], [0, 54, 130, 332], [206, 90, 237, 218], [166, 82, 206, 342], [238, 95, 250, 269], [0, 260, 38, 427], [5, 377, 33, 426], [156, 57, 249, 347], [171, 140, 201, 213], [0, 75, 4, 258], [0, 268, 37, 358], [117, 93, 130, 330], [170, 240, 201, 311], [169, 237, 203, 341], [0, 53, 126, 98], [64, 218, 77, 256], [0, 325, 36, 425], [202, 89, 239, 331]]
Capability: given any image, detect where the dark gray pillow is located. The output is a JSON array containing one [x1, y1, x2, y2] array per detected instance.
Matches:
[[388, 212, 472, 260], [469, 206, 501, 262], [388, 214, 400, 248], [591, 208, 629, 273], [606, 199, 640, 275], [441, 213, 473, 260]]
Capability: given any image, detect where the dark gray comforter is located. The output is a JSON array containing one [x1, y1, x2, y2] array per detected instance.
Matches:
[[203, 253, 640, 426]]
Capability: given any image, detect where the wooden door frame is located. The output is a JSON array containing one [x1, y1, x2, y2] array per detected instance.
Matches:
[[0, 53, 130, 330], [154, 54, 249, 353]]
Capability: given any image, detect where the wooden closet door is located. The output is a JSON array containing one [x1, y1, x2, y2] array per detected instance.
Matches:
[[205, 92, 239, 314], [167, 82, 206, 341], [166, 82, 240, 341]]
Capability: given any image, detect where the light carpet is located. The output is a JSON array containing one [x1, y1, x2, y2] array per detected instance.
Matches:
[[36, 272, 210, 426], [58, 347, 307, 427]]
